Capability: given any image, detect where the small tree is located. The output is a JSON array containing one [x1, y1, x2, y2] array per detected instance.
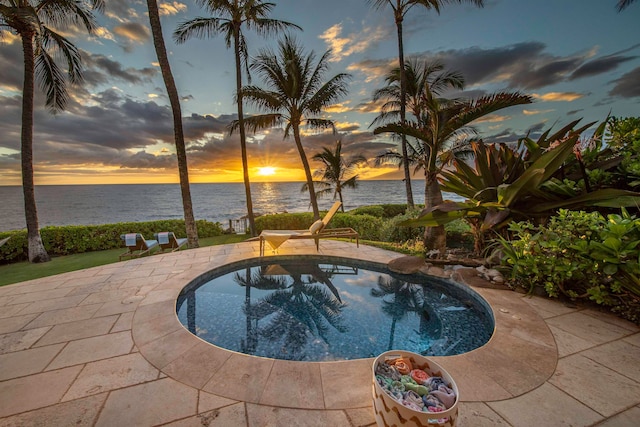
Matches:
[[235, 35, 351, 220], [303, 140, 367, 211]]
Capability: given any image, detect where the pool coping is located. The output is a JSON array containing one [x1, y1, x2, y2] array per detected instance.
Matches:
[[131, 240, 557, 410]]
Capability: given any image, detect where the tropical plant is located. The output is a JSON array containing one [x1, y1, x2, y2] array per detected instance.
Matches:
[[235, 34, 351, 220], [367, 0, 485, 208], [376, 91, 532, 254], [146, 0, 199, 248], [404, 119, 640, 253], [496, 209, 640, 322], [302, 140, 367, 211], [174, 1, 300, 236], [0, 0, 104, 263]]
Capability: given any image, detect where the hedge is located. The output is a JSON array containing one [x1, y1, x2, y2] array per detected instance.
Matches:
[[0, 219, 223, 264]]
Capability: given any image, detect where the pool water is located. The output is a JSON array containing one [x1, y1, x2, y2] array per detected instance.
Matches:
[[176, 256, 494, 362]]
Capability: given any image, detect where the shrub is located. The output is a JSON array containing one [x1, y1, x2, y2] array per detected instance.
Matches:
[[496, 209, 640, 323], [378, 207, 423, 243], [0, 219, 223, 264]]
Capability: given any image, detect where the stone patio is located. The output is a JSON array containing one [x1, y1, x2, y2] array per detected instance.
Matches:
[[0, 240, 639, 426]]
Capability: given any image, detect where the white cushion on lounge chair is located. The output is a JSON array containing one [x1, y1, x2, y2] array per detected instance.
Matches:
[[309, 219, 324, 234]]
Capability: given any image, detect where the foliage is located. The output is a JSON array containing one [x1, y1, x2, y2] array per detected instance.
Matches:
[[304, 140, 367, 210], [378, 207, 423, 242], [606, 116, 640, 187], [403, 119, 640, 253], [496, 209, 640, 322], [0, 220, 223, 264], [349, 204, 411, 218]]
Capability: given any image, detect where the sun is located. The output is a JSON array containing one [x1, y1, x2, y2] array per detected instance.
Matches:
[[257, 166, 276, 176]]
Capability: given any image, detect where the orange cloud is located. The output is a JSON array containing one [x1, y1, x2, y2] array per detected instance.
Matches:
[[532, 92, 584, 102]]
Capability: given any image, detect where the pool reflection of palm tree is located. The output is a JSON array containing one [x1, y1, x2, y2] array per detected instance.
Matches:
[[371, 275, 441, 350], [234, 267, 288, 355], [259, 272, 347, 360]]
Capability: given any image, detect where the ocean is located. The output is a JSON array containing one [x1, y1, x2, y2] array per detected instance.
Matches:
[[0, 181, 461, 232]]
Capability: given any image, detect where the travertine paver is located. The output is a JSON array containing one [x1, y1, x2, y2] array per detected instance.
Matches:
[[549, 354, 640, 417], [488, 382, 604, 427], [45, 331, 133, 370], [62, 352, 160, 400], [94, 377, 198, 426], [0, 240, 638, 427]]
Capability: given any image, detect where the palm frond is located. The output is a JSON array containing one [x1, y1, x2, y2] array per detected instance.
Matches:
[[173, 17, 222, 44]]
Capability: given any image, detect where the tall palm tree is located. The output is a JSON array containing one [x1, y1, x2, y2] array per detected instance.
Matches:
[[376, 91, 532, 254], [617, 0, 636, 11], [174, 1, 300, 237], [236, 35, 351, 220], [0, 0, 104, 263], [367, 0, 484, 209], [303, 140, 367, 212], [146, 0, 199, 248]]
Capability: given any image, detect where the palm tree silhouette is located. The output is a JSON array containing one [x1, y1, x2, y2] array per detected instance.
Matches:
[[303, 140, 367, 212], [146, 0, 199, 248], [0, 0, 104, 262], [236, 35, 351, 220], [174, 1, 300, 236]]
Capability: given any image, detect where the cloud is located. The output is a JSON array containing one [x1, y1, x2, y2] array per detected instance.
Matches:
[[608, 66, 640, 98], [532, 92, 584, 102], [523, 109, 555, 115], [81, 51, 157, 86], [570, 55, 637, 80], [113, 22, 150, 43], [320, 23, 390, 62], [105, 0, 142, 23], [159, 1, 187, 16]]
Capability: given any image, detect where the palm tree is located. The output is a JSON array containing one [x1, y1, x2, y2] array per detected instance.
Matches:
[[174, 1, 300, 237], [376, 91, 532, 254], [146, 0, 199, 248], [236, 35, 351, 220], [0, 0, 104, 263], [303, 140, 367, 212], [366, 0, 484, 209], [617, 0, 636, 11]]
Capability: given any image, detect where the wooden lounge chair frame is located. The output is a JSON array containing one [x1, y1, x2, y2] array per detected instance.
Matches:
[[154, 232, 188, 253], [119, 233, 159, 261], [259, 201, 359, 256]]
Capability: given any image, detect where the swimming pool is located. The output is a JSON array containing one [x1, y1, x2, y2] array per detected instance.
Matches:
[[176, 256, 494, 362]]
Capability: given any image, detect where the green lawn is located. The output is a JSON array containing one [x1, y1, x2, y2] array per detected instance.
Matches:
[[0, 234, 249, 287]]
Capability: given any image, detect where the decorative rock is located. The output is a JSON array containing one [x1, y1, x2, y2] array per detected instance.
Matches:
[[492, 275, 505, 284], [388, 256, 427, 274], [486, 269, 501, 279], [426, 266, 450, 278]]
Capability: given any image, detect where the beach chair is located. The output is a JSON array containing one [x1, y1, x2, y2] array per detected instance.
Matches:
[[119, 233, 159, 261], [259, 201, 359, 256], [154, 231, 188, 253]]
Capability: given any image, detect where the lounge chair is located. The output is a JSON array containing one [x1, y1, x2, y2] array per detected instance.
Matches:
[[154, 231, 188, 253], [119, 233, 159, 261], [259, 201, 359, 256]]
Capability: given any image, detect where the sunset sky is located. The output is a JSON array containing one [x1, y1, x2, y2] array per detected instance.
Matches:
[[0, 0, 639, 185]]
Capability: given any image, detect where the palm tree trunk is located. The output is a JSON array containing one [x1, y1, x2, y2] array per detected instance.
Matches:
[[293, 124, 320, 219], [233, 31, 257, 237], [424, 173, 446, 255], [395, 13, 414, 209], [20, 33, 50, 263], [147, 0, 199, 248]]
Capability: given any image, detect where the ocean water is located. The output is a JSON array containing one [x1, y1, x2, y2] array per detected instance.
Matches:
[[0, 181, 461, 232]]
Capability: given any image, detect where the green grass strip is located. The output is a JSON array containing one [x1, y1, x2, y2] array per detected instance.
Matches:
[[0, 234, 249, 287]]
